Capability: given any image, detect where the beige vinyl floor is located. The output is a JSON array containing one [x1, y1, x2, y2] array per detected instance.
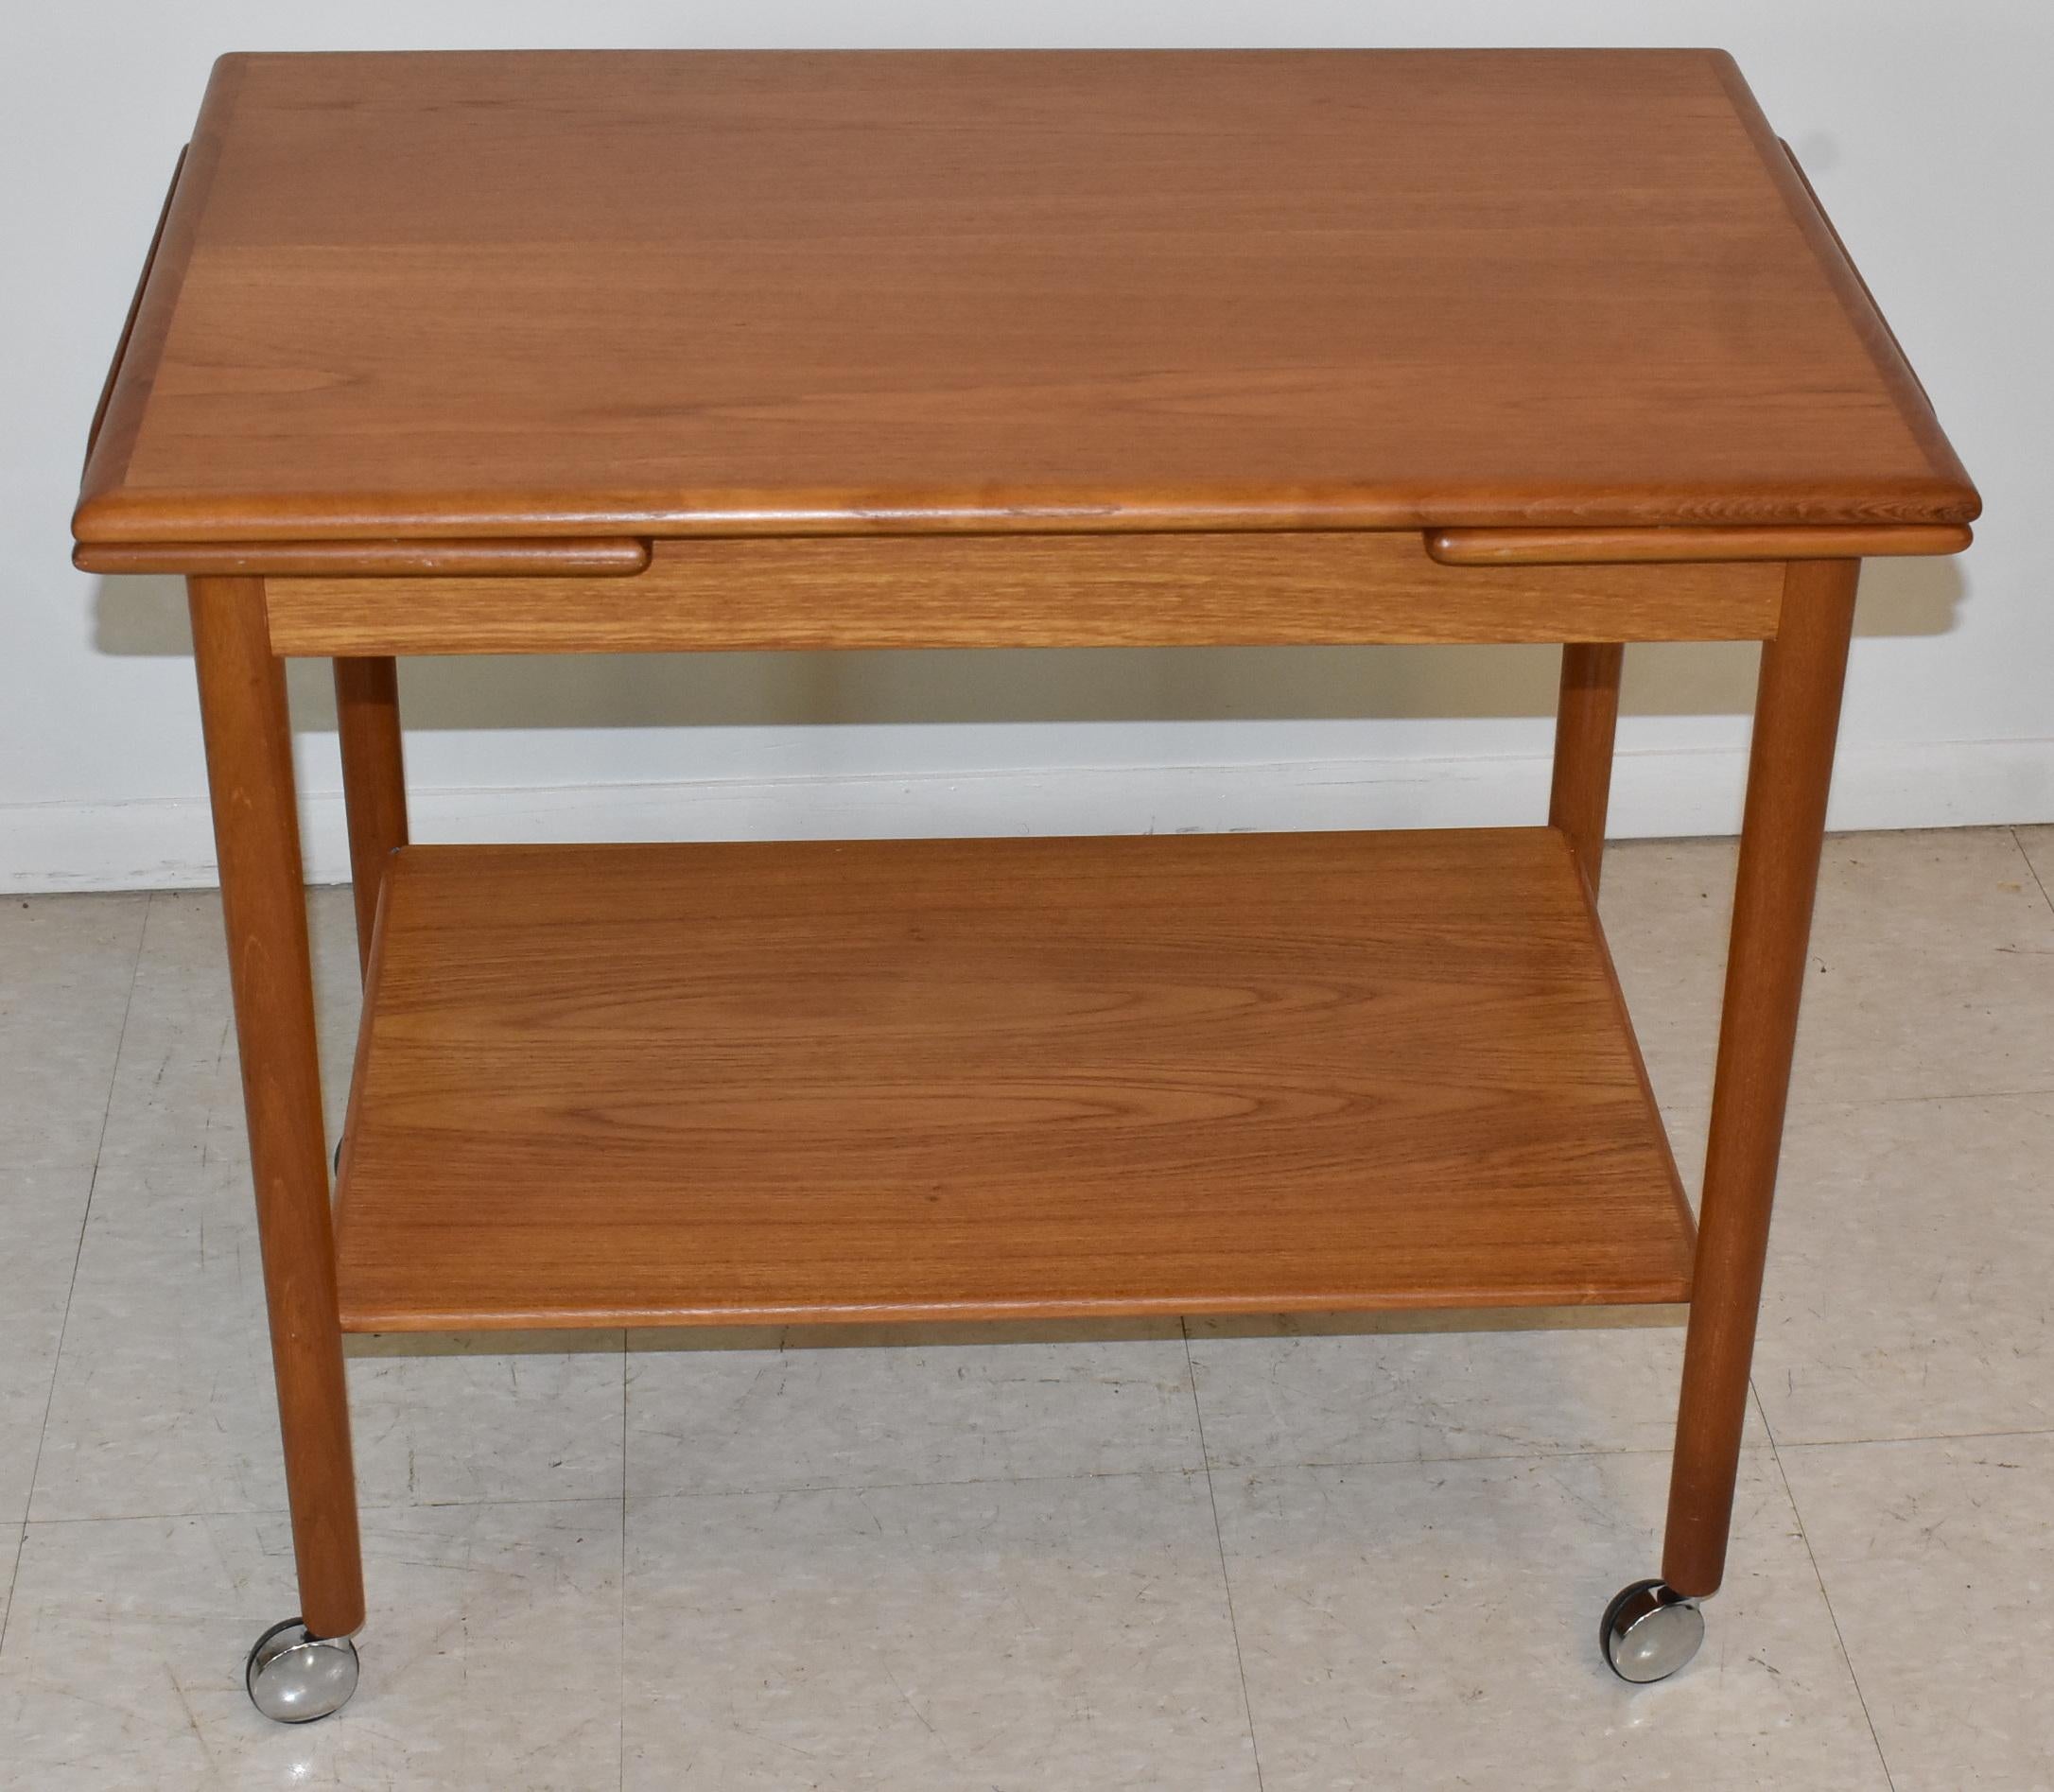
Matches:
[[3, 825, 2053, 1790]]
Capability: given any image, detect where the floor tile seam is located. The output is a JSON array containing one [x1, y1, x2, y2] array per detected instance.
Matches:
[[1, 890, 151, 1655], [1768, 1423, 2054, 1453], [1197, 1438, 1778, 1478], [632, 1461, 1215, 1504], [1756, 1391, 1901, 1792], [2012, 826, 2054, 921], [0, 1154, 110, 1177], [27, 1426, 2046, 1531], [20, 1492, 626, 1529], [1182, 1320, 1267, 1792], [24, 1464, 1238, 1533], [0, 1522, 23, 1662], [1767, 1081, 2054, 1119]]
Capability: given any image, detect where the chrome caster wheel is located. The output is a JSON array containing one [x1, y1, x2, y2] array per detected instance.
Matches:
[[1600, 1579, 1704, 1683], [246, 1618, 359, 1723]]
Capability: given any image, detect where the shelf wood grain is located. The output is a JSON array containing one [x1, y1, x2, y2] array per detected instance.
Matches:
[[333, 829, 1696, 1331]]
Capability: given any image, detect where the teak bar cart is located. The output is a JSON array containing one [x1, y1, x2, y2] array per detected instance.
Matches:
[[73, 50, 1977, 1720]]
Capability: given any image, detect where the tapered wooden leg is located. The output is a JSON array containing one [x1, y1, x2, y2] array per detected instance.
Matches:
[[1550, 642, 1625, 893], [189, 577, 365, 1639], [333, 656, 409, 976], [1662, 561, 1858, 1597]]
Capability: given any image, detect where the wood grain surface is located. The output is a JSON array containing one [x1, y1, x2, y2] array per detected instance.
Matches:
[[1426, 524, 1973, 566], [187, 576, 364, 1637], [73, 537, 650, 577], [84, 148, 184, 476], [333, 657, 409, 973], [332, 828, 1696, 1331], [1663, 561, 1857, 1597], [1550, 643, 1626, 894], [77, 50, 1975, 550], [264, 530, 1784, 655]]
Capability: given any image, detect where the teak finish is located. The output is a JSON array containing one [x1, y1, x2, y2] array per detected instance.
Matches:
[[73, 49, 1981, 1682], [264, 531, 1784, 656], [77, 49, 1975, 552], [1427, 524, 1973, 566], [1662, 562, 1858, 1597], [1550, 644, 1627, 894], [73, 537, 651, 578], [186, 577, 362, 1640], [84, 149, 184, 476], [333, 657, 409, 972], [333, 830, 1696, 1331]]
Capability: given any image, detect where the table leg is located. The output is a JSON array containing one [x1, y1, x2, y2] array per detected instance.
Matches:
[[1662, 561, 1858, 1596], [189, 577, 365, 1640], [333, 657, 409, 977], [1550, 642, 1625, 893]]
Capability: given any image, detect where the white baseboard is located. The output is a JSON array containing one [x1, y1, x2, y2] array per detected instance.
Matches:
[[5, 738, 2050, 894]]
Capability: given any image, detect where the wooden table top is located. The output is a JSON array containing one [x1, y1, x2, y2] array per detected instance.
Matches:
[[76, 49, 1976, 548]]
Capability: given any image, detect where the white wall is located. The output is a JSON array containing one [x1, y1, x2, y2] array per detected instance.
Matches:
[[3, 2, 2047, 892]]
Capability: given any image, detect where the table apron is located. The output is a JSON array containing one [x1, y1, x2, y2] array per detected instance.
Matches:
[[261, 531, 1784, 656]]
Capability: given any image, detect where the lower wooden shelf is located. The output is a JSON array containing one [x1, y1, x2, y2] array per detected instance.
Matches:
[[331, 828, 1695, 1331]]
